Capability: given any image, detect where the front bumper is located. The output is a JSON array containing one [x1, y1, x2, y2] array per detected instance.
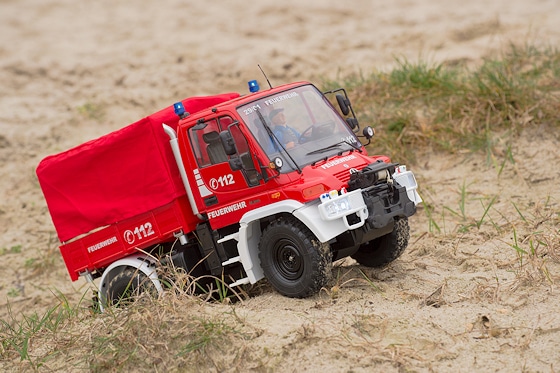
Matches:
[[361, 182, 416, 229], [294, 167, 419, 243]]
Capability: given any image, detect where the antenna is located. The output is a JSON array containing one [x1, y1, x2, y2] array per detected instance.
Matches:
[[258, 64, 273, 89]]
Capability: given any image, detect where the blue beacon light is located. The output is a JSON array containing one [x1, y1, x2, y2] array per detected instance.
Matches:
[[248, 80, 259, 93], [173, 102, 186, 118]]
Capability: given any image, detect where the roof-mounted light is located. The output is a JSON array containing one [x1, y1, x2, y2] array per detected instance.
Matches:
[[248, 80, 260, 93], [173, 102, 188, 119]]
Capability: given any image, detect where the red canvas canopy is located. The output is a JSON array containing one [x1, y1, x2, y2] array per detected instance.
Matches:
[[37, 93, 239, 242]]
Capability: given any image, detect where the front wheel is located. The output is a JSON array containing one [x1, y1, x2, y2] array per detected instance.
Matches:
[[259, 217, 332, 298], [351, 217, 410, 268]]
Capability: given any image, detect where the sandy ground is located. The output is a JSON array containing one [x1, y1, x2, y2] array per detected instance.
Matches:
[[1, 0, 560, 371]]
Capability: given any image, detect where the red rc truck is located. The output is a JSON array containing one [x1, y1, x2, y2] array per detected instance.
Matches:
[[37, 80, 421, 307]]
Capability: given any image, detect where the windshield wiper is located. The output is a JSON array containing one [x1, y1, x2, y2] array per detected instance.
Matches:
[[342, 139, 363, 153], [306, 143, 342, 156], [307, 140, 361, 156]]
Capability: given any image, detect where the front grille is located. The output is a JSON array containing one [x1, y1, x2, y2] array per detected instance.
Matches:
[[333, 169, 352, 183], [333, 163, 367, 183]]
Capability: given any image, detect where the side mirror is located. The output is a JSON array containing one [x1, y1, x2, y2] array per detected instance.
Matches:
[[336, 94, 350, 116], [346, 117, 359, 130], [219, 130, 236, 155]]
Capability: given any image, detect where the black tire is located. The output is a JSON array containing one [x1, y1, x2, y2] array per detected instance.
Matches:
[[106, 267, 158, 307], [351, 217, 410, 268], [259, 217, 332, 298]]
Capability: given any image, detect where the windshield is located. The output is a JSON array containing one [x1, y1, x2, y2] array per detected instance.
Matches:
[[237, 84, 360, 172]]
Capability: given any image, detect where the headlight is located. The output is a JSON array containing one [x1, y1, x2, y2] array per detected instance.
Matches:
[[318, 189, 367, 221], [324, 197, 351, 218], [392, 166, 422, 205]]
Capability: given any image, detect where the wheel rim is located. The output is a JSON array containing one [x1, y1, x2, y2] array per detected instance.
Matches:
[[273, 239, 304, 280]]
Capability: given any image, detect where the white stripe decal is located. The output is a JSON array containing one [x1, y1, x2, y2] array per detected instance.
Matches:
[[193, 169, 213, 197]]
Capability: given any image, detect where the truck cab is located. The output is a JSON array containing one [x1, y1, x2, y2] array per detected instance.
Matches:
[[166, 81, 420, 299], [178, 83, 372, 229]]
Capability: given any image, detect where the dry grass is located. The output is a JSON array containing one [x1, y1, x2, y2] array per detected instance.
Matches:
[[323, 44, 560, 163], [2, 209, 559, 371]]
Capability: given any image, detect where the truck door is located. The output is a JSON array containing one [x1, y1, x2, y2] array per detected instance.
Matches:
[[187, 116, 261, 210]]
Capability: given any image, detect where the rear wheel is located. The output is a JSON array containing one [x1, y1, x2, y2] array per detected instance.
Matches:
[[106, 267, 158, 307], [259, 217, 332, 298], [351, 217, 410, 267]]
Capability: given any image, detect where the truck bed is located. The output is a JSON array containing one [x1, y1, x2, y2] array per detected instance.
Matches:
[[37, 93, 239, 243], [60, 196, 194, 281]]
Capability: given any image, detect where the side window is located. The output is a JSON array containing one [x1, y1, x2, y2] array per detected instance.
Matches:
[[230, 124, 249, 154], [189, 116, 236, 168], [229, 124, 260, 187], [219, 116, 234, 128], [189, 119, 224, 167]]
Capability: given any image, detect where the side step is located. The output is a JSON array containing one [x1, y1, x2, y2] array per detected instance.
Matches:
[[219, 231, 240, 268], [229, 277, 251, 287], [222, 256, 250, 288], [222, 256, 240, 266], [217, 232, 249, 287], [217, 232, 239, 244]]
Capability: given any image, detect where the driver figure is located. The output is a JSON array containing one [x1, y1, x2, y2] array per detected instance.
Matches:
[[270, 108, 300, 149]]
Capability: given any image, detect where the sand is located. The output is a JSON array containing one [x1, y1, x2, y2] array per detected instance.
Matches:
[[1, 0, 560, 371]]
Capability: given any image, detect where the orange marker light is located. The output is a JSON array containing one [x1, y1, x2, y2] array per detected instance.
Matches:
[[302, 184, 326, 199]]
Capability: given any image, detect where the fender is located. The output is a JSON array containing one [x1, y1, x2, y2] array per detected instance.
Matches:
[[97, 253, 163, 311], [236, 198, 365, 284], [236, 200, 303, 284]]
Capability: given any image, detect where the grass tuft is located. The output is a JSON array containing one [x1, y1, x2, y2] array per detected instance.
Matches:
[[323, 44, 560, 163]]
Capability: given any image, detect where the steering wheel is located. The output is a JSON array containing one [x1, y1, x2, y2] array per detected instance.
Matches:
[[298, 121, 335, 144], [298, 125, 315, 144]]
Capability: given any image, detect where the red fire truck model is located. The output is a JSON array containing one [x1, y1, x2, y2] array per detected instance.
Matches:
[[37, 80, 421, 308]]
